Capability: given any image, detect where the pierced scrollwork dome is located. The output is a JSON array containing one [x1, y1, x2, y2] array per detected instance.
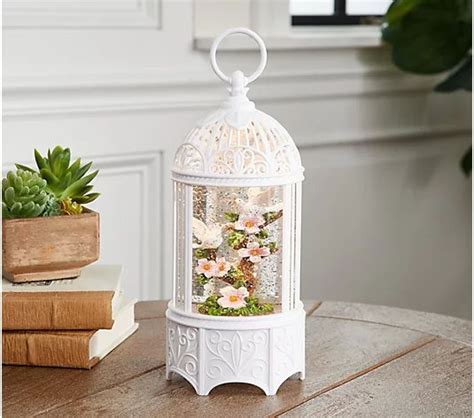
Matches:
[[172, 30, 304, 187], [172, 101, 304, 186]]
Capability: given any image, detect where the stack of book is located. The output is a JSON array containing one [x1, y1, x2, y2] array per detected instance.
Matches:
[[2, 265, 138, 369]]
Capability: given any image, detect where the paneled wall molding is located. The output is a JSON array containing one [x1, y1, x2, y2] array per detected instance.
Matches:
[[3, 67, 438, 118], [3, 0, 161, 29]]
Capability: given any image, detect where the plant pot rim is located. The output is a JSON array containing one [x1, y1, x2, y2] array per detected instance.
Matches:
[[2, 208, 98, 224]]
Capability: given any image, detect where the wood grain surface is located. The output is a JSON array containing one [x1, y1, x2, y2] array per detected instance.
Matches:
[[2, 210, 100, 282], [2, 300, 471, 417]]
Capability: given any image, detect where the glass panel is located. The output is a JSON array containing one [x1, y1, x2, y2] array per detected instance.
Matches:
[[290, 0, 334, 15], [291, 184, 297, 309], [174, 182, 186, 309], [346, 0, 391, 15], [191, 186, 285, 316]]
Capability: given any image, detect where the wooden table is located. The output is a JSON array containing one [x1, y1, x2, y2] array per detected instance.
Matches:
[[3, 301, 471, 417]]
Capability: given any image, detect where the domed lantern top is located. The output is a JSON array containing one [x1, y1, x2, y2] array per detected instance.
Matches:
[[167, 28, 306, 397], [172, 28, 304, 187]]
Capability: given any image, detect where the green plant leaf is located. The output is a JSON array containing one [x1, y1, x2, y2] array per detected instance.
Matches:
[[76, 185, 94, 195], [57, 148, 71, 175], [227, 230, 246, 248], [382, 0, 472, 74], [435, 56, 472, 92], [15, 163, 36, 173], [13, 175, 23, 190], [4, 187, 15, 206], [74, 161, 93, 181], [10, 202, 22, 214], [51, 146, 67, 175], [34, 149, 47, 170], [384, 0, 423, 25], [60, 170, 98, 199], [67, 158, 81, 177], [2, 202, 11, 219], [40, 168, 60, 187], [58, 171, 72, 191], [73, 192, 100, 204], [255, 229, 269, 239]]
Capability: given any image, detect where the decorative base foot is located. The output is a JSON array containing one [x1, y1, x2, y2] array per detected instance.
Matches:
[[3, 268, 81, 283], [166, 303, 305, 396]]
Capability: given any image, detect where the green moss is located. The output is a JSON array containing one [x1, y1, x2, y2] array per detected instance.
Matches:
[[198, 295, 274, 316]]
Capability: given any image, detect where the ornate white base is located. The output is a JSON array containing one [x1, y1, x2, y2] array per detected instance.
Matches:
[[166, 302, 305, 396]]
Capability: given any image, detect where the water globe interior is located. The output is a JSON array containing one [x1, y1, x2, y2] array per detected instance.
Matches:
[[191, 185, 284, 315]]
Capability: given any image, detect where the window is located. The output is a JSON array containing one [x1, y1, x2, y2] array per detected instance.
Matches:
[[291, 0, 392, 26]]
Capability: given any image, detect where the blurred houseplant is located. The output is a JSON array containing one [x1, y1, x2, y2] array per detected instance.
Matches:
[[382, 0, 472, 174], [2, 146, 100, 282]]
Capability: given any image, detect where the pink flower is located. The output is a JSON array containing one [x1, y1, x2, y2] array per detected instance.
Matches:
[[217, 286, 249, 309], [238, 241, 271, 263], [195, 258, 216, 278], [214, 257, 231, 277], [234, 214, 265, 234]]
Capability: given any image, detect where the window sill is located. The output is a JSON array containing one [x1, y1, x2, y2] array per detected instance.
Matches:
[[194, 25, 383, 51]]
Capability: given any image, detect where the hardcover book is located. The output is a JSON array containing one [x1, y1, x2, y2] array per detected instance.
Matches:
[[2, 265, 123, 330], [3, 299, 138, 369]]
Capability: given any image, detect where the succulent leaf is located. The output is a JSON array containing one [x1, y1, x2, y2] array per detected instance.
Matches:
[[15, 163, 36, 173], [2, 170, 59, 219], [68, 158, 81, 179], [34, 149, 47, 170], [60, 197, 83, 215], [60, 170, 98, 199], [74, 161, 93, 182], [4, 187, 15, 206], [73, 192, 100, 204], [43, 197, 62, 217], [40, 168, 60, 187]]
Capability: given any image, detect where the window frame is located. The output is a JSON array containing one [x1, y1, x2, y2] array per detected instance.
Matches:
[[292, 0, 384, 26]]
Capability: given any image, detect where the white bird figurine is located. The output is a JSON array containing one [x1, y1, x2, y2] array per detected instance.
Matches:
[[192, 217, 223, 249], [234, 187, 283, 215]]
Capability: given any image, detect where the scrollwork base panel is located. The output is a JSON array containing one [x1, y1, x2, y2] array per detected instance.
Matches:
[[166, 308, 305, 396]]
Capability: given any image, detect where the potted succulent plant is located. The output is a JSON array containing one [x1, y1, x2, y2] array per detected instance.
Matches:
[[2, 146, 100, 282]]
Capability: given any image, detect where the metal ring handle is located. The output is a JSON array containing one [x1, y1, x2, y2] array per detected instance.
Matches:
[[210, 27, 267, 86]]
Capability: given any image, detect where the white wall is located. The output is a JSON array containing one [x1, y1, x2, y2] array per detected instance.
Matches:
[[3, 0, 471, 317]]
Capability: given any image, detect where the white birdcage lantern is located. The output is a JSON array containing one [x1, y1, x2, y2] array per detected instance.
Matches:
[[166, 28, 305, 396]]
